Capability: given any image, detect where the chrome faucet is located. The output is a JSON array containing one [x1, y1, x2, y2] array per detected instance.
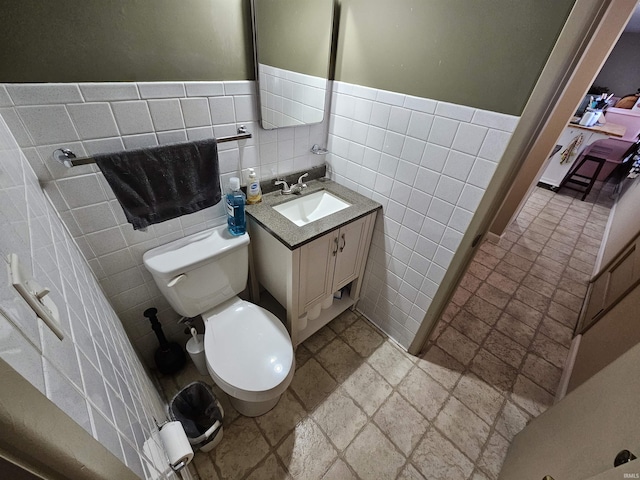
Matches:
[[275, 173, 308, 195], [291, 173, 308, 194], [274, 179, 291, 194]]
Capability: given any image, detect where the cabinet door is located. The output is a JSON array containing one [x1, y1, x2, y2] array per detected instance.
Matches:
[[581, 237, 640, 331], [333, 216, 367, 291], [298, 230, 338, 312]]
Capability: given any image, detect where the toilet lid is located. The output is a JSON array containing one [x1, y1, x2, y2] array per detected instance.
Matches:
[[203, 300, 293, 393]]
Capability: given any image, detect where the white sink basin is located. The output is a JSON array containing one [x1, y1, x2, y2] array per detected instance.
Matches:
[[273, 190, 351, 226]]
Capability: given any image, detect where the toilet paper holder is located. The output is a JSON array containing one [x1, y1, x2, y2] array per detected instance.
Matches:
[[156, 419, 194, 473], [170, 458, 188, 472]]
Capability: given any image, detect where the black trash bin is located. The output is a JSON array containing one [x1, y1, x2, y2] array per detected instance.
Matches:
[[169, 381, 224, 452]]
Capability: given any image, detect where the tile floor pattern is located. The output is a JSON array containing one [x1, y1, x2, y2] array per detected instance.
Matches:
[[157, 183, 614, 480]]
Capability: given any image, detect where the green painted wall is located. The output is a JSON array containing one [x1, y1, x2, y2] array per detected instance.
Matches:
[[0, 0, 253, 82], [254, 0, 333, 78], [0, 0, 575, 115], [335, 0, 576, 115]]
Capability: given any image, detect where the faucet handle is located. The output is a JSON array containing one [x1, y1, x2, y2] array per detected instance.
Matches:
[[297, 173, 308, 185], [274, 179, 291, 194]]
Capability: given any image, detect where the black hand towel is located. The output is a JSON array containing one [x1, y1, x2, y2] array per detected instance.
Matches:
[[94, 139, 220, 230]]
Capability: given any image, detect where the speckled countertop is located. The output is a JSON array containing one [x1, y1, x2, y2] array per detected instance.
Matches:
[[245, 179, 381, 250]]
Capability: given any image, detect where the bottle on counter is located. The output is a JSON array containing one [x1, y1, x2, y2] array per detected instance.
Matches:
[[246, 168, 262, 204], [226, 177, 246, 236]]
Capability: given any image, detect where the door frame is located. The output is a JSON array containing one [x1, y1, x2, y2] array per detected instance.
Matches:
[[409, 0, 638, 355], [0, 357, 138, 480]]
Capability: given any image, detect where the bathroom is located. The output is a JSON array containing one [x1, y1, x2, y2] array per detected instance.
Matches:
[[1, 1, 636, 479]]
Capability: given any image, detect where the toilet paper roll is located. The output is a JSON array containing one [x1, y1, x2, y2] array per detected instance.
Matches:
[[299, 313, 308, 330], [159, 421, 194, 471], [307, 303, 322, 321], [321, 295, 334, 310]]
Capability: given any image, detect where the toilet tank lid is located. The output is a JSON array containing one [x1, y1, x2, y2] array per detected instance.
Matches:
[[143, 224, 249, 277]]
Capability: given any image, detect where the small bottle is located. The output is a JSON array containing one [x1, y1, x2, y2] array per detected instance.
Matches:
[[226, 177, 246, 236], [246, 168, 262, 204]]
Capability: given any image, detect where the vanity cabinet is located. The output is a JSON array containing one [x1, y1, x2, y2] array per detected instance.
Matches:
[[298, 217, 368, 313], [248, 212, 376, 346]]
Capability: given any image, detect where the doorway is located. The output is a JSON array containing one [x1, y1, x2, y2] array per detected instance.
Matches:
[[432, 1, 640, 366], [408, 0, 638, 356], [409, 1, 639, 477]]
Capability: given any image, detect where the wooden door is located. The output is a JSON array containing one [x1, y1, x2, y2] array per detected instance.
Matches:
[[498, 344, 640, 480]]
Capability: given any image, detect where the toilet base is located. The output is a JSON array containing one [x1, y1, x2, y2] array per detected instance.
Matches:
[[229, 394, 281, 417]]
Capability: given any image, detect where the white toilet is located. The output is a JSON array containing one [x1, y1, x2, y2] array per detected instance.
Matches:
[[143, 225, 294, 417]]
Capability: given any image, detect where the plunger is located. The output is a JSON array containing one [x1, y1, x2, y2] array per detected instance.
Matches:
[[143, 308, 186, 374]]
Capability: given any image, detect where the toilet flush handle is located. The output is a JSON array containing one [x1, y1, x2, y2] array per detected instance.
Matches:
[[167, 274, 187, 288]]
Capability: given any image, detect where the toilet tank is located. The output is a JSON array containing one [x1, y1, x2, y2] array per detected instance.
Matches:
[[143, 225, 250, 318]]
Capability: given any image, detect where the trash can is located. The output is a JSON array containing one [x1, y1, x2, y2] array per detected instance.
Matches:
[[169, 381, 224, 452]]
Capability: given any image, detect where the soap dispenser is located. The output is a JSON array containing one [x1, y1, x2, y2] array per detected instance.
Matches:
[[246, 168, 262, 204]]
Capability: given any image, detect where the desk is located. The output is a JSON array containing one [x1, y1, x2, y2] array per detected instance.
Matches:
[[539, 121, 627, 188]]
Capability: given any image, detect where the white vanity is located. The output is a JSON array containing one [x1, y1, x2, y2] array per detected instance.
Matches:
[[246, 178, 380, 346]]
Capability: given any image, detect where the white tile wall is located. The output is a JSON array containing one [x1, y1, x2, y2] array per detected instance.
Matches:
[[111, 100, 155, 135], [67, 103, 120, 139], [180, 98, 211, 128], [3, 77, 518, 359], [1, 81, 327, 365], [17, 105, 79, 144], [327, 81, 519, 348], [79, 82, 140, 102], [0, 115, 176, 479], [258, 64, 326, 128]]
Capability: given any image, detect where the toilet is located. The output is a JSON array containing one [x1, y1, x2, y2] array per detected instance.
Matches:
[[143, 225, 294, 417]]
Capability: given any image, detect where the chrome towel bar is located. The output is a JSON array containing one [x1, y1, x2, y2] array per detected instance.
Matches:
[[52, 125, 252, 168]]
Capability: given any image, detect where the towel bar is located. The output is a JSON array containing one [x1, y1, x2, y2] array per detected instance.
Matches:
[[52, 126, 252, 168]]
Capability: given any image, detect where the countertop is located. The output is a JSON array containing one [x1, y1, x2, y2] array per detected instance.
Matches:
[[245, 179, 381, 250], [568, 118, 626, 138]]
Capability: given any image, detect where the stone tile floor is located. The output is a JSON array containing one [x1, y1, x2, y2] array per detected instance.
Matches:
[[157, 182, 614, 480]]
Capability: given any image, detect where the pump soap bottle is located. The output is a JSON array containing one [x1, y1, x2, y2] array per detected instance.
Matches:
[[246, 168, 262, 204], [226, 177, 246, 236]]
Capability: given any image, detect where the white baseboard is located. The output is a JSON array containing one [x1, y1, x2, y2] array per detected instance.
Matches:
[[485, 231, 501, 244], [555, 334, 581, 403], [592, 200, 617, 275]]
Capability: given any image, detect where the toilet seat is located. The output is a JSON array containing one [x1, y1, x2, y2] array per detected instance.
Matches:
[[203, 297, 294, 403]]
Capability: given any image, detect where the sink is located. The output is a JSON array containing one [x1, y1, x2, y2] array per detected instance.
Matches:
[[272, 190, 351, 226]]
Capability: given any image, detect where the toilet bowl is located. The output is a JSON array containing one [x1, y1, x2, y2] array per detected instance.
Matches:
[[203, 297, 294, 416], [143, 225, 294, 417]]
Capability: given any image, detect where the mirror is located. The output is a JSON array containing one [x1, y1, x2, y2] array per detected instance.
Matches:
[[251, 0, 335, 130]]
